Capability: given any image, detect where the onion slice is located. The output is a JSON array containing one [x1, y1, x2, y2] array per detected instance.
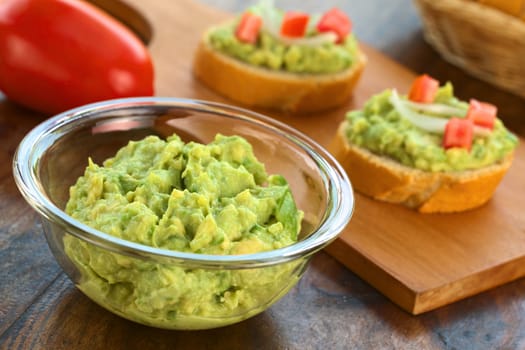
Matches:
[[473, 125, 492, 137], [389, 90, 490, 137], [264, 30, 337, 46], [389, 90, 448, 133], [403, 100, 467, 117], [256, 0, 337, 46], [257, 0, 282, 38]]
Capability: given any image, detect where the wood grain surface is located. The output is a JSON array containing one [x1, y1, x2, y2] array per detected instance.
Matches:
[[1, 0, 525, 349]]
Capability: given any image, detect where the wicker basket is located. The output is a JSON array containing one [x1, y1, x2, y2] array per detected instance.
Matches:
[[413, 0, 525, 99]]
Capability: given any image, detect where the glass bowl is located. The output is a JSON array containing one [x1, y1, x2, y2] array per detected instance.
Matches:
[[13, 97, 354, 330]]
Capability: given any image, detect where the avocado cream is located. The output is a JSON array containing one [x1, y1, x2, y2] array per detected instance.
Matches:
[[64, 133, 304, 329]]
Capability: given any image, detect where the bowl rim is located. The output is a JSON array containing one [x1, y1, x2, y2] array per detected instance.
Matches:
[[13, 97, 354, 269]]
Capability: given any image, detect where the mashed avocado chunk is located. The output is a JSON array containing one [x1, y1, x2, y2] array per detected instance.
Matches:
[[344, 83, 518, 172], [208, 22, 359, 74], [64, 133, 304, 329]]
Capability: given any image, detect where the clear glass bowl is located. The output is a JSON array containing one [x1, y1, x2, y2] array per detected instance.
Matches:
[[13, 97, 354, 330]]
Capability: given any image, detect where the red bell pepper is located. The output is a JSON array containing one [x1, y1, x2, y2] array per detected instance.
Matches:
[[0, 0, 154, 115]]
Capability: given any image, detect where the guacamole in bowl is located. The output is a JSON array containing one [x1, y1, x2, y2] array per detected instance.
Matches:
[[64, 133, 304, 329], [13, 97, 354, 330]]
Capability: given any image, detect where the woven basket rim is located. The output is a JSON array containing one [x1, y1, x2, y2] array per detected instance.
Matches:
[[414, 0, 525, 39], [414, 0, 525, 99]]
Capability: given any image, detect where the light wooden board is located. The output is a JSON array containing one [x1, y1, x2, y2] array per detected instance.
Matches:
[[109, 0, 525, 314]]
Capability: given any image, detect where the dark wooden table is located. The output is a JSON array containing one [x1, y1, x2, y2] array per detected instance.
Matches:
[[1, 0, 524, 349]]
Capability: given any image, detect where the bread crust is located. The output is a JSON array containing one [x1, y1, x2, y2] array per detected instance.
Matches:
[[329, 121, 514, 213], [192, 31, 366, 114]]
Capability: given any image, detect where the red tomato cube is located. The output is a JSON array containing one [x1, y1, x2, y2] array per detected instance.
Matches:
[[467, 99, 497, 130], [316, 8, 352, 43], [235, 12, 263, 44], [408, 74, 439, 103], [443, 118, 474, 150], [280, 11, 309, 38]]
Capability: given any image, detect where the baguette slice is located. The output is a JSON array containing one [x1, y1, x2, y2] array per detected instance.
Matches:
[[329, 121, 515, 213], [193, 29, 367, 114]]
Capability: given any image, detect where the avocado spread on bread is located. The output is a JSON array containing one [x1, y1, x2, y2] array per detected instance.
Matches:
[[344, 83, 518, 172], [209, 25, 359, 74], [207, 1, 360, 74]]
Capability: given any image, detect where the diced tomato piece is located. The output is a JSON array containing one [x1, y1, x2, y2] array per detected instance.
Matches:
[[408, 74, 439, 103], [443, 118, 474, 150], [466, 99, 497, 130], [235, 12, 262, 44], [316, 7, 352, 43], [280, 11, 309, 37]]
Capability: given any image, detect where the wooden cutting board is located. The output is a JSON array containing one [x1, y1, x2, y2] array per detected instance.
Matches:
[[105, 0, 525, 315]]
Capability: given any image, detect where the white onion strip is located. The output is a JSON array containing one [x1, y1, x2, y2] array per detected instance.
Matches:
[[256, 0, 336, 46], [389, 90, 490, 137], [473, 125, 492, 137], [403, 100, 467, 117], [263, 30, 337, 46], [389, 90, 448, 133], [257, 0, 281, 37]]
